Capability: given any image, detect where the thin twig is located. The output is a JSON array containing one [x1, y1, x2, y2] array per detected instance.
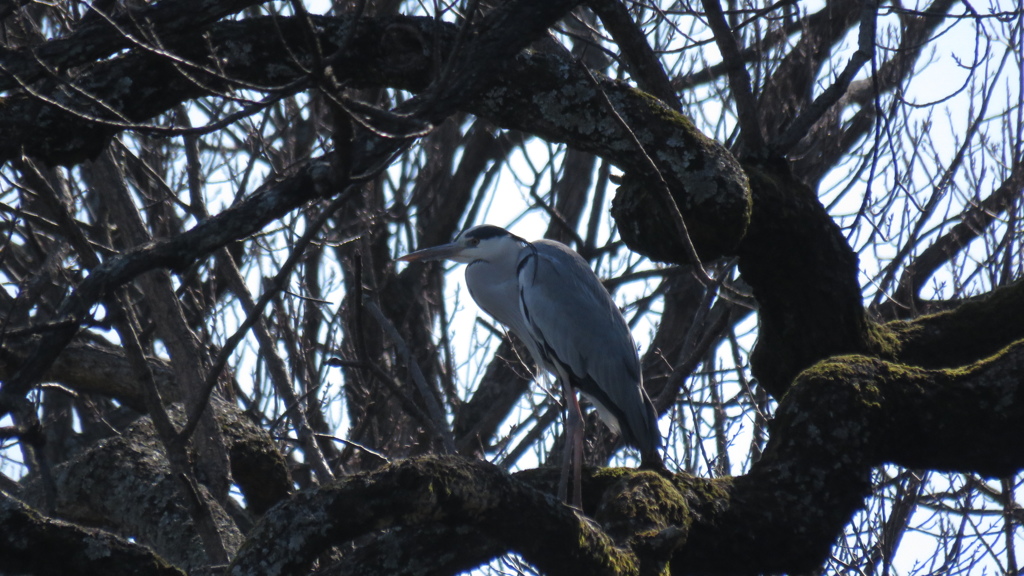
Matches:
[[317, 433, 390, 464], [699, 0, 765, 151], [579, 63, 712, 285], [183, 189, 355, 446], [772, 0, 878, 153], [363, 298, 456, 454], [112, 292, 229, 565]]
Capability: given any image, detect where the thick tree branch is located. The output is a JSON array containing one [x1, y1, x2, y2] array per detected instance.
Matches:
[[0, 337, 179, 411], [0, 154, 342, 416], [229, 337, 1024, 575], [319, 521, 503, 576], [699, 0, 765, 151], [217, 403, 293, 517], [588, 0, 681, 110], [0, 488, 185, 576], [888, 280, 1024, 369], [0, 12, 750, 260], [732, 0, 970, 396], [0, 1, 1019, 575], [229, 457, 654, 576], [771, 0, 877, 153], [1, 10, 752, 417], [0, 0, 265, 92], [12, 400, 288, 570], [755, 0, 864, 145], [738, 160, 878, 396], [413, 0, 584, 121], [870, 341, 1024, 475], [468, 52, 749, 261], [790, 0, 960, 183], [21, 411, 243, 573], [876, 162, 1024, 319], [676, 339, 1024, 573]]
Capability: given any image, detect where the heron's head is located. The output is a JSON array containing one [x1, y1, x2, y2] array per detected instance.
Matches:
[[397, 225, 526, 264]]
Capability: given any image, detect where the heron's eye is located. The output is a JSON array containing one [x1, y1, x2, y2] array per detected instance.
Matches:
[[467, 238, 480, 247]]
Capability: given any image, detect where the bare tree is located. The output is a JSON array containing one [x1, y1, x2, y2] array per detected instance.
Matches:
[[0, 0, 1021, 574]]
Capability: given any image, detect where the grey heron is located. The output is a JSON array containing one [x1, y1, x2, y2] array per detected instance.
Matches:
[[398, 225, 663, 503]]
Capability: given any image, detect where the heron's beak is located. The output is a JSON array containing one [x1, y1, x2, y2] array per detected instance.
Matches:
[[396, 242, 464, 263]]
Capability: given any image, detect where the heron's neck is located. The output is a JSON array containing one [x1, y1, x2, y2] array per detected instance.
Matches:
[[465, 244, 528, 336]]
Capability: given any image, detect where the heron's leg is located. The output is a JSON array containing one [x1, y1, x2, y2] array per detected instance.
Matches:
[[558, 435, 570, 503], [569, 391, 584, 509], [558, 379, 584, 508], [558, 379, 572, 503]]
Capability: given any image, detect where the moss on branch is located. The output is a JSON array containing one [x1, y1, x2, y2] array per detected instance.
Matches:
[[885, 279, 1024, 369], [230, 457, 654, 576], [471, 56, 751, 262]]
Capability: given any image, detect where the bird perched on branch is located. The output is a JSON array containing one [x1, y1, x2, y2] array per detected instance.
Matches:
[[398, 224, 663, 505]]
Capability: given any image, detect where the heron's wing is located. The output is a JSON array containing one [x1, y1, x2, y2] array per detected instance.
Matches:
[[517, 240, 659, 458]]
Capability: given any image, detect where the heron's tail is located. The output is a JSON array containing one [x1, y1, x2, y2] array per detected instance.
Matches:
[[635, 390, 665, 471]]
